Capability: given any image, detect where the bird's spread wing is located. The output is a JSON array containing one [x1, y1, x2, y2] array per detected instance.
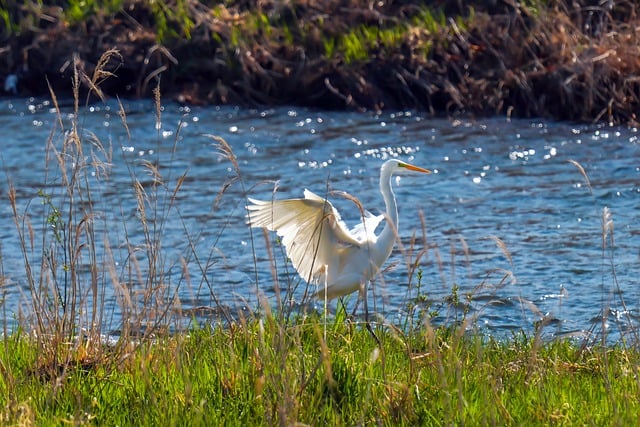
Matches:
[[247, 189, 362, 283]]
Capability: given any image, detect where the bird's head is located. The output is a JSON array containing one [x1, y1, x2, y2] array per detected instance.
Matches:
[[384, 159, 431, 175]]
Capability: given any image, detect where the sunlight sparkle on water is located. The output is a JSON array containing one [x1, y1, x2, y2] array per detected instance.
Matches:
[[298, 159, 332, 169], [509, 148, 536, 161], [543, 146, 558, 160], [350, 137, 368, 146], [244, 142, 257, 155], [358, 145, 420, 160]]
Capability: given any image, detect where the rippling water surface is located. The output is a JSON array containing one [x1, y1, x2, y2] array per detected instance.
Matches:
[[1, 98, 639, 341]]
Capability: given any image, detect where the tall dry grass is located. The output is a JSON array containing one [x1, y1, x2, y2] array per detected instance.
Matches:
[[4, 50, 206, 376]]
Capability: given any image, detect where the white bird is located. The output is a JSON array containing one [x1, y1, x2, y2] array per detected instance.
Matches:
[[247, 159, 431, 300]]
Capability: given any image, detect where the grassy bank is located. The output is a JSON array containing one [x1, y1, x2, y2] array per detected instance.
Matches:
[[2, 1, 640, 123], [3, 313, 640, 425]]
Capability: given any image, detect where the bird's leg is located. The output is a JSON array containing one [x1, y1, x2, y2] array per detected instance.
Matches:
[[361, 281, 382, 348], [351, 293, 361, 317], [323, 264, 328, 342]]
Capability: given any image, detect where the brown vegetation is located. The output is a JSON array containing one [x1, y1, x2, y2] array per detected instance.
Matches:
[[1, 1, 640, 124]]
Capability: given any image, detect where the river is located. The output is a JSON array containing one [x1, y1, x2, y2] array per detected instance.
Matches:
[[1, 98, 638, 342]]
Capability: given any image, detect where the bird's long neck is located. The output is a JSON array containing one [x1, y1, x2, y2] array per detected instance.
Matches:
[[379, 165, 398, 253]]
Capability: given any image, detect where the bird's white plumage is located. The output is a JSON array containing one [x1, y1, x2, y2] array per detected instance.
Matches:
[[247, 189, 362, 286], [348, 209, 384, 242], [247, 159, 430, 300]]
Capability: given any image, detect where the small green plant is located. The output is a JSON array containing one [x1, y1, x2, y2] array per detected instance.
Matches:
[[150, 0, 195, 41], [0, 6, 11, 36], [323, 36, 336, 59], [65, 0, 124, 24], [338, 24, 408, 64], [414, 7, 446, 35]]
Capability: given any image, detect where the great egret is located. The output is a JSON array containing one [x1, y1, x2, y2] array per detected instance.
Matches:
[[247, 159, 431, 300]]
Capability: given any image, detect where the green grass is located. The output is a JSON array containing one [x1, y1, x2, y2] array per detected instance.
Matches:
[[2, 315, 640, 425], [65, 0, 124, 24], [336, 24, 405, 64]]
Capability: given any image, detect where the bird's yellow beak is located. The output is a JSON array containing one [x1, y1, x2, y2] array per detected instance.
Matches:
[[402, 163, 431, 174]]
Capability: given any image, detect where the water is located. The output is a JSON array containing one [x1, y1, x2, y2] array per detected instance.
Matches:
[[1, 98, 639, 341]]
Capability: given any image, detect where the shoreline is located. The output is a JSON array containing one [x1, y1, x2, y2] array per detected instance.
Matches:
[[2, 1, 640, 124]]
